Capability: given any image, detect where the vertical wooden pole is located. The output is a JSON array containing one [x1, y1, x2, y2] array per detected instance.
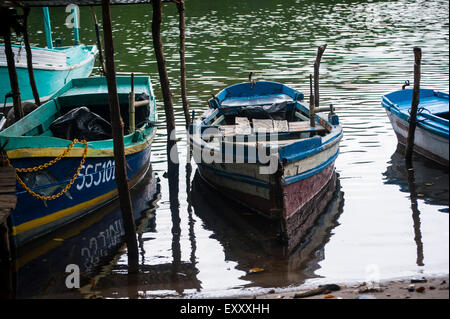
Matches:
[[0, 8, 24, 121], [313, 44, 327, 110], [129, 73, 135, 133], [101, 0, 138, 272], [152, 0, 179, 164], [309, 74, 315, 127], [175, 0, 191, 128], [90, 6, 106, 75], [405, 47, 422, 162], [22, 7, 40, 106]]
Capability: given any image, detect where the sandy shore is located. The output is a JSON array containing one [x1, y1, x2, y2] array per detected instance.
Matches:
[[249, 275, 449, 299]]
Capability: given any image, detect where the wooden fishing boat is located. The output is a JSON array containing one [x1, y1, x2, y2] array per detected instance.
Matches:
[[0, 76, 157, 247], [189, 80, 342, 252], [381, 88, 449, 167], [0, 7, 98, 107]]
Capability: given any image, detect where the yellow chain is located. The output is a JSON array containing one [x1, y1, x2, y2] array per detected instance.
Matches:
[[6, 139, 89, 201]]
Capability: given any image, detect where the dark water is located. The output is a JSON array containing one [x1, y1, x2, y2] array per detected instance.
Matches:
[[5, 0, 449, 298]]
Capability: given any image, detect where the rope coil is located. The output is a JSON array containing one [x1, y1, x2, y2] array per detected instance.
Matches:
[[6, 139, 89, 201]]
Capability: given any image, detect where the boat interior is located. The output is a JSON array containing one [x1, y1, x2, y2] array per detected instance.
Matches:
[[199, 97, 331, 143], [1, 90, 150, 141]]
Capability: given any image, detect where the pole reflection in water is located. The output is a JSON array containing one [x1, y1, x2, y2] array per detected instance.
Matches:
[[383, 146, 449, 268], [4, 166, 159, 299]]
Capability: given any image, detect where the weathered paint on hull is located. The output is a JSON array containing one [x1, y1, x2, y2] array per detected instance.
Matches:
[[10, 146, 152, 247], [386, 110, 449, 167]]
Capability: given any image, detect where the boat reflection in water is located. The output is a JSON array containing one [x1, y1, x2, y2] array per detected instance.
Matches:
[[4, 166, 159, 299], [383, 147, 449, 267], [190, 169, 344, 288]]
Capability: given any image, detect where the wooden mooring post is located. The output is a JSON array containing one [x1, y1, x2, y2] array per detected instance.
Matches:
[[405, 47, 422, 163], [101, 0, 139, 272], [152, 0, 179, 164], [312, 44, 327, 128], [173, 0, 191, 128], [0, 7, 24, 121]]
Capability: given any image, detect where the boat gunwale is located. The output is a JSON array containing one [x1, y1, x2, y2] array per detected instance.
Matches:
[[0, 44, 98, 71]]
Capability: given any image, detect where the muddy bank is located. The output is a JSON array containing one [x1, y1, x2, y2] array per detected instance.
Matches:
[[246, 275, 449, 299]]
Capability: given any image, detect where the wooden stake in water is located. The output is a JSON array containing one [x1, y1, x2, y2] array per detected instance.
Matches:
[[309, 74, 315, 127], [152, 0, 179, 164], [101, 0, 138, 272], [0, 8, 24, 121], [22, 7, 41, 106], [314, 44, 327, 110], [174, 0, 191, 128], [405, 47, 422, 162], [90, 6, 106, 76]]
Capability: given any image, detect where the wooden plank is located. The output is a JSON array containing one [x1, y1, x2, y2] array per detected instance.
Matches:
[[288, 121, 325, 132], [252, 119, 273, 132], [273, 120, 288, 132], [219, 125, 235, 136], [235, 117, 251, 135]]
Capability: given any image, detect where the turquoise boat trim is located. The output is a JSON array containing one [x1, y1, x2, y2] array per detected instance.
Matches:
[[42, 7, 53, 49]]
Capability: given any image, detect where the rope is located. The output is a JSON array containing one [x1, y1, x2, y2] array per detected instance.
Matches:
[[6, 139, 89, 201]]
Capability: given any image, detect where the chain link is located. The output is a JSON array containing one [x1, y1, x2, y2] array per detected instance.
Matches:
[[6, 139, 89, 201]]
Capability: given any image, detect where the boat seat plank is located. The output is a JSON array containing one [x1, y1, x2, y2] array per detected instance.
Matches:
[[252, 119, 274, 132], [235, 117, 251, 135], [273, 120, 289, 132], [219, 125, 235, 136], [288, 121, 325, 132]]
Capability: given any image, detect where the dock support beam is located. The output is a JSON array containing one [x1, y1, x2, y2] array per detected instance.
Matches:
[[101, 0, 139, 272], [405, 47, 422, 163]]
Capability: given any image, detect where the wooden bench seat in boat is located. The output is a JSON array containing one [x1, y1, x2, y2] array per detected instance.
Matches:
[[217, 119, 325, 135]]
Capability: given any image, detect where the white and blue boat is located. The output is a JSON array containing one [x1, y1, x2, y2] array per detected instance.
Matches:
[[0, 7, 98, 108], [382, 88, 449, 167], [189, 80, 342, 252]]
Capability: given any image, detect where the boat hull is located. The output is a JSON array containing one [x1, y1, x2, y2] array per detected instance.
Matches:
[[0, 45, 97, 107], [385, 109, 449, 167], [9, 145, 152, 247], [195, 144, 339, 252]]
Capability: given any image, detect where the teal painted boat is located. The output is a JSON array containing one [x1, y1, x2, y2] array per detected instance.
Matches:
[[0, 7, 98, 108], [0, 76, 157, 247]]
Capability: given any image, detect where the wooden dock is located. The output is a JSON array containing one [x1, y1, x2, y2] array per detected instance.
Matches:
[[0, 166, 16, 264]]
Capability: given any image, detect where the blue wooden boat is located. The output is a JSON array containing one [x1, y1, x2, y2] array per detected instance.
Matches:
[[0, 7, 98, 107], [189, 80, 342, 252], [0, 76, 157, 247], [382, 88, 449, 167]]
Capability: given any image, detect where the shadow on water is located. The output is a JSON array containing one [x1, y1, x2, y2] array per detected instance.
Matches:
[[190, 169, 345, 289], [383, 146, 449, 267], [2, 166, 160, 299]]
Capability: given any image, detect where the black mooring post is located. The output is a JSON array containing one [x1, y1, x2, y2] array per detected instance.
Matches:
[[101, 0, 139, 272], [405, 47, 422, 163]]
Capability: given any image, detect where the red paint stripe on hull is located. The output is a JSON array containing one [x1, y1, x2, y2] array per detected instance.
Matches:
[[282, 163, 335, 218]]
